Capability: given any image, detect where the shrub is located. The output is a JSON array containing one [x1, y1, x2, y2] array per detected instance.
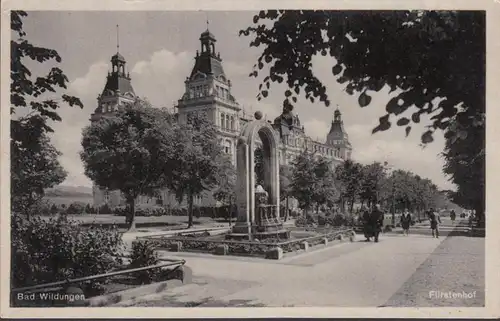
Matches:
[[11, 213, 124, 295], [326, 213, 355, 227], [129, 241, 160, 284], [295, 213, 317, 227], [84, 204, 93, 214], [66, 202, 86, 215], [98, 203, 112, 214], [50, 204, 59, 215], [22, 200, 53, 216], [317, 214, 326, 226]]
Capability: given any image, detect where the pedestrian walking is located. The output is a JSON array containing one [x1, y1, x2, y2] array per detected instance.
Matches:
[[370, 204, 385, 242], [428, 208, 441, 238], [400, 208, 412, 236], [450, 209, 456, 223], [362, 206, 372, 242]]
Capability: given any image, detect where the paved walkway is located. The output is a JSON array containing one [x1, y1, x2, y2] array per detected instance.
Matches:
[[113, 219, 484, 307]]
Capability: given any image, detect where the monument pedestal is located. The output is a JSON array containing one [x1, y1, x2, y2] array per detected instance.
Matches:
[[226, 221, 291, 241], [226, 222, 253, 241]]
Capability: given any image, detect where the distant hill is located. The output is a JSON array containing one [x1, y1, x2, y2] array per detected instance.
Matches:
[[45, 185, 93, 198]]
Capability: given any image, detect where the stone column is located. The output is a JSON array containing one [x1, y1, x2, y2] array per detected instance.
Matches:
[[248, 139, 256, 224], [273, 141, 280, 219], [233, 137, 251, 235]]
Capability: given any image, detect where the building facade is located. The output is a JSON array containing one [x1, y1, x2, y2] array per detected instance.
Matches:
[[91, 29, 352, 208]]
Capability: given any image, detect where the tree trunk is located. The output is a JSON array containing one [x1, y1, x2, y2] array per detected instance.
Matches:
[[229, 201, 232, 227], [126, 196, 136, 232], [187, 191, 194, 228]]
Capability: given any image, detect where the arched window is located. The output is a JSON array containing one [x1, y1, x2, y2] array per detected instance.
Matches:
[[224, 140, 232, 154], [220, 113, 225, 129], [225, 114, 230, 130], [230, 116, 235, 131]]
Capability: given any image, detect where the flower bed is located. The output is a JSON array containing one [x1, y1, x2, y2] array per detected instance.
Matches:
[[143, 227, 354, 258]]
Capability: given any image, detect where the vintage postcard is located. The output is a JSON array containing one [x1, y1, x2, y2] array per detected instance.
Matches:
[[1, 0, 499, 319]]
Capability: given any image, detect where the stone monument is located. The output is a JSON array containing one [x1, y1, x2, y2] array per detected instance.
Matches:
[[227, 111, 291, 241]]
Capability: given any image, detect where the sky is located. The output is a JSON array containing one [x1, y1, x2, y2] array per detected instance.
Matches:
[[18, 11, 455, 190]]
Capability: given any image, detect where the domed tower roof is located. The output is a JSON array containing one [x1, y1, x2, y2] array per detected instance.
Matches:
[[200, 29, 216, 40], [111, 52, 125, 62], [189, 28, 226, 81], [327, 108, 350, 146]]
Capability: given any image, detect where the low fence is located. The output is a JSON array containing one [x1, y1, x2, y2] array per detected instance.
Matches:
[[11, 258, 186, 307]]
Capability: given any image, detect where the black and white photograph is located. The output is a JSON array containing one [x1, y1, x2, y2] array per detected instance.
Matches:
[[2, 1, 498, 318]]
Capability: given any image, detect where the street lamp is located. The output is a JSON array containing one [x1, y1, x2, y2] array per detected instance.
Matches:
[[391, 181, 396, 227], [384, 161, 396, 226]]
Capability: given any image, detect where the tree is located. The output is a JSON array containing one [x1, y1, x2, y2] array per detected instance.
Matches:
[[241, 10, 484, 144], [165, 112, 227, 228], [242, 10, 485, 227], [80, 100, 172, 230], [290, 151, 317, 215], [11, 125, 67, 216], [213, 158, 237, 225], [334, 160, 363, 213], [311, 157, 338, 213], [10, 11, 83, 214], [359, 162, 388, 208], [443, 120, 485, 227]]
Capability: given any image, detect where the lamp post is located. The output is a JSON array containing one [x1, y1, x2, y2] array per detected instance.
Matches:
[[391, 182, 396, 227], [384, 161, 396, 226]]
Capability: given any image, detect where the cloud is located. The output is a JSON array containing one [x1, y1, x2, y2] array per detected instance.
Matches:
[[347, 123, 454, 190], [302, 119, 330, 143]]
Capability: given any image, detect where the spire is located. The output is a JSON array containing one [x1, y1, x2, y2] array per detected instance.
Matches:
[[100, 25, 134, 97], [116, 24, 120, 53], [111, 25, 126, 76]]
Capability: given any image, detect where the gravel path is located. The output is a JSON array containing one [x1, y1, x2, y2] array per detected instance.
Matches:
[[383, 232, 485, 307]]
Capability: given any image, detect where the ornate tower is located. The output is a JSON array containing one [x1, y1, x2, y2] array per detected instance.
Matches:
[[90, 26, 136, 207], [326, 108, 352, 160], [177, 26, 241, 163], [90, 26, 136, 123]]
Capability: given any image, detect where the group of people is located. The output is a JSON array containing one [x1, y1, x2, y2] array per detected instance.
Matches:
[[361, 205, 444, 241], [361, 204, 384, 242]]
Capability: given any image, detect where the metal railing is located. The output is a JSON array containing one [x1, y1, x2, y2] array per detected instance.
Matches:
[[12, 258, 186, 294]]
